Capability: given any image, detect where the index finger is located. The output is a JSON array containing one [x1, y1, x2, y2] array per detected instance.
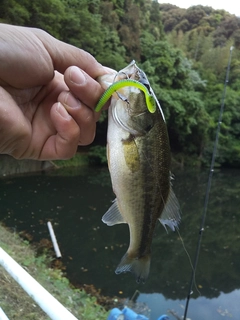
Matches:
[[64, 66, 105, 110]]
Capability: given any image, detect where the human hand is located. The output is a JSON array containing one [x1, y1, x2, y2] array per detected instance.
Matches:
[[0, 24, 107, 160]]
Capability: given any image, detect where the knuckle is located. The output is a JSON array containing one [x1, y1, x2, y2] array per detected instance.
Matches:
[[3, 126, 31, 159], [81, 108, 95, 126]]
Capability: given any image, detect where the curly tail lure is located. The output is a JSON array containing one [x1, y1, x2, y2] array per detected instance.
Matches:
[[95, 79, 156, 113]]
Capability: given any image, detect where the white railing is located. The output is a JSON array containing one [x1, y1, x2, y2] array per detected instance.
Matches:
[[0, 247, 78, 320], [0, 307, 10, 320]]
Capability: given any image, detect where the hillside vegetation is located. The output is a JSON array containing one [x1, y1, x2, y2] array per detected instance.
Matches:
[[0, 0, 240, 167]]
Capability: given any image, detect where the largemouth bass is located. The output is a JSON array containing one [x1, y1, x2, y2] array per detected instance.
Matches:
[[97, 61, 180, 283]]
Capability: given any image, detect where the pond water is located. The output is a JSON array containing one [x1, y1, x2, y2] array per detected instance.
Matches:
[[0, 166, 240, 320]]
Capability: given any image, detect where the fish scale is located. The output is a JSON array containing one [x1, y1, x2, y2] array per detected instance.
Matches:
[[97, 61, 180, 283]]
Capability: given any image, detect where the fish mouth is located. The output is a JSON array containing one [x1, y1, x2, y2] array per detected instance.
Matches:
[[119, 61, 165, 121], [98, 60, 165, 121]]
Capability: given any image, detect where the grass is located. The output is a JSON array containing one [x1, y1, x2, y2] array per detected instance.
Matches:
[[53, 152, 89, 168], [53, 147, 108, 168], [0, 224, 109, 320]]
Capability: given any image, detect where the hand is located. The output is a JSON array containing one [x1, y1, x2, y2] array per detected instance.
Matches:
[[0, 24, 107, 160]]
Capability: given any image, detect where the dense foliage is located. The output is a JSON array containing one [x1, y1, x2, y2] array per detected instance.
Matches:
[[0, 0, 239, 167]]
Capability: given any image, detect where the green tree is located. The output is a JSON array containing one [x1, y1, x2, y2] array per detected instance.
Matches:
[[60, 0, 103, 54], [117, 0, 141, 61], [0, 0, 239, 167], [95, 29, 126, 69], [0, 0, 30, 25], [140, 32, 210, 159], [27, 0, 65, 38], [213, 15, 240, 47]]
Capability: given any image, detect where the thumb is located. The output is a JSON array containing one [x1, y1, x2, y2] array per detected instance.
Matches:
[[33, 29, 106, 79]]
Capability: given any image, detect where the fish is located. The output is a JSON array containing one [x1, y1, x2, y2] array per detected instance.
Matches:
[[97, 61, 180, 283]]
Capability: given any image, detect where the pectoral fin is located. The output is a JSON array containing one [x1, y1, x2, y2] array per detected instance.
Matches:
[[102, 199, 126, 226], [159, 187, 181, 232]]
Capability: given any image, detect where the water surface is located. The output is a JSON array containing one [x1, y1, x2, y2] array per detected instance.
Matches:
[[0, 166, 239, 320]]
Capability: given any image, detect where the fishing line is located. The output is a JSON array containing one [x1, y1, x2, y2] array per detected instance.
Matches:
[[176, 228, 201, 297], [183, 46, 234, 320]]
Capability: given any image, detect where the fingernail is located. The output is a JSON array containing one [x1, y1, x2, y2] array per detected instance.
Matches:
[[56, 103, 71, 119], [64, 92, 81, 109], [70, 66, 86, 85]]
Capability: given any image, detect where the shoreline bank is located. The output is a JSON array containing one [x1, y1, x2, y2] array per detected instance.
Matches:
[[0, 224, 109, 320]]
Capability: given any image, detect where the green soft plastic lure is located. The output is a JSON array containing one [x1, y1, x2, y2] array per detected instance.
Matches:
[[95, 79, 156, 113]]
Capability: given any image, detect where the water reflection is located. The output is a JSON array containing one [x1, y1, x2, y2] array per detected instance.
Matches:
[[0, 167, 240, 319], [139, 289, 240, 320]]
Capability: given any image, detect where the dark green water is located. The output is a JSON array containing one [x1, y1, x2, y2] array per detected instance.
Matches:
[[0, 166, 240, 320]]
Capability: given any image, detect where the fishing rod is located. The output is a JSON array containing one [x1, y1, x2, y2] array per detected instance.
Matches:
[[183, 45, 234, 320]]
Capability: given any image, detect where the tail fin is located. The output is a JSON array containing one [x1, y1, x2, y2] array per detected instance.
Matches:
[[115, 252, 150, 284]]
